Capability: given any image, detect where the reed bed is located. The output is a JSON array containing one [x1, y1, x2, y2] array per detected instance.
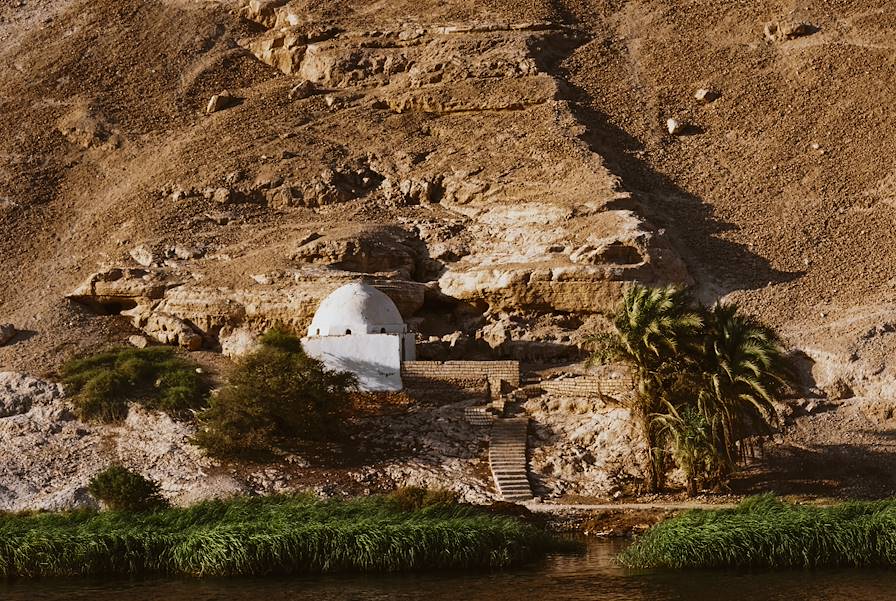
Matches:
[[619, 494, 896, 569], [0, 495, 560, 578]]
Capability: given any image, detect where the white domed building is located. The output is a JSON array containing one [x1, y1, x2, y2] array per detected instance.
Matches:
[[301, 282, 416, 391]]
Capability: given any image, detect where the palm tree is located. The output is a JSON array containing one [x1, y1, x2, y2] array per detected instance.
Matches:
[[696, 303, 793, 478], [593, 284, 703, 492], [653, 403, 716, 497]]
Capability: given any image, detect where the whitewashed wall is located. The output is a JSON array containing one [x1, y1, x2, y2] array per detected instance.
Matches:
[[301, 334, 405, 391]]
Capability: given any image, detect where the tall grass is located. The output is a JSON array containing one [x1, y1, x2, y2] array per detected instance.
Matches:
[[619, 494, 896, 569], [0, 495, 562, 578]]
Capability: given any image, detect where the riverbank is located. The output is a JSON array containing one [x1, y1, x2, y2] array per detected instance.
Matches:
[[620, 494, 896, 569], [0, 495, 566, 578]]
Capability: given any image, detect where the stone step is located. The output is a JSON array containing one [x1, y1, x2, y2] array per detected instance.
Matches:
[[488, 416, 533, 502]]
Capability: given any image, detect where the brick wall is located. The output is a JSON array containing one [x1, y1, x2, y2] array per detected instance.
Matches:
[[540, 375, 634, 400], [401, 360, 521, 389]]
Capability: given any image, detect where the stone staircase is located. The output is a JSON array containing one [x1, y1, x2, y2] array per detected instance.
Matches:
[[488, 417, 534, 502], [463, 405, 497, 426]]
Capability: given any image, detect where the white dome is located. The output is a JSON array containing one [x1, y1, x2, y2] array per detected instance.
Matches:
[[307, 282, 407, 336]]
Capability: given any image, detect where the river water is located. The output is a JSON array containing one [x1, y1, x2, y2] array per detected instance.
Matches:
[[1, 539, 893, 600]]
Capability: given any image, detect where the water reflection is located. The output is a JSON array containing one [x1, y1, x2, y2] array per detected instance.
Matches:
[[1, 538, 893, 601]]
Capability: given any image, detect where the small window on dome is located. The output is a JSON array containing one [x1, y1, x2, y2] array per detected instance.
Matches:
[[345, 329, 352, 335], [380, 327, 387, 333], [316, 329, 320, 335]]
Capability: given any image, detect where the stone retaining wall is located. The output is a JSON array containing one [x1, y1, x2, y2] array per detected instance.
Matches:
[[401, 360, 521, 390], [540, 375, 634, 399]]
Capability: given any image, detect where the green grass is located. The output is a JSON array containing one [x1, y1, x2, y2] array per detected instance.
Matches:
[[0, 495, 564, 578], [619, 494, 896, 569]]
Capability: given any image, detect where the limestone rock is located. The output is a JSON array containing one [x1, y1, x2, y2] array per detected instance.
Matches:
[[128, 334, 149, 348], [694, 88, 719, 103], [764, 20, 817, 42], [0, 324, 15, 346], [129, 244, 155, 267], [666, 117, 683, 135], [824, 378, 854, 401], [67, 268, 174, 308], [386, 76, 558, 114], [288, 80, 316, 100], [219, 326, 260, 358], [0, 372, 63, 418], [126, 307, 203, 351], [212, 187, 232, 204], [242, 0, 288, 28], [206, 90, 235, 114]]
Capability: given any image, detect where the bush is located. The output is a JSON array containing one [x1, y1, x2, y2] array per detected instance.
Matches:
[[194, 328, 357, 457], [87, 465, 168, 511], [388, 486, 460, 511], [61, 346, 208, 422]]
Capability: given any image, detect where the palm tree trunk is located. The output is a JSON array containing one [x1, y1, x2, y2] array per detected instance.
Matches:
[[639, 414, 660, 493], [686, 476, 697, 497]]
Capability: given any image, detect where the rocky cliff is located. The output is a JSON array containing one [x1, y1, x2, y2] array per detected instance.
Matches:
[[1, 0, 896, 504]]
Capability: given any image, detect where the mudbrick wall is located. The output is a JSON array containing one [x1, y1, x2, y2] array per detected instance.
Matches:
[[401, 361, 521, 392], [540, 376, 634, 400]]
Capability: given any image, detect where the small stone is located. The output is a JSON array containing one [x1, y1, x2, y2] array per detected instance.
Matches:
[[764, 20, 816, 42], [666, 117, 683, 135], [129, 245, 155, 267], [251, 274, 271, 285], [0, 324, 16, 346], [204, 211, 233, 225], [288, 80, 316, 100], [694, 88, 719, 103], [206, 90, 235, 114], [170, 245, 205, 260], [128, 335, 149, 349], [212, 188, 232, 204], [324, 94, 338, 108]]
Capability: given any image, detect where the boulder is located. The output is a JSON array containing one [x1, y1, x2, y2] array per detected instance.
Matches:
[[219, 326, 260, 358], [125, 308, 204, 351]]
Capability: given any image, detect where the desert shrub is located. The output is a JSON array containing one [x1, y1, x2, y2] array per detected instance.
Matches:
[[87, 465, 168, 511], [388, 486, 460, 511], [194, 328, 357, 457], [61, 346, 207, 422]]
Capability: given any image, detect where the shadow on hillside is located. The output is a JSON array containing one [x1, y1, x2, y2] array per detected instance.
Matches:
[[729, 443, 896, 499], [543, 39, 802, 298]]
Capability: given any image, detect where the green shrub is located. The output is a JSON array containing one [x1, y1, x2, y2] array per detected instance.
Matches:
[[194, 328, 357, 457], [61, 346, 208, 422], [87, 465, 168, 511], [388, 486, 460, 511]]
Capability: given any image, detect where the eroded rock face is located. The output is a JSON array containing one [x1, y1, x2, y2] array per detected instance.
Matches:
[[57, 10, 689, 360], [0, 372, 63, 418], [526, 395, 647, 497]]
